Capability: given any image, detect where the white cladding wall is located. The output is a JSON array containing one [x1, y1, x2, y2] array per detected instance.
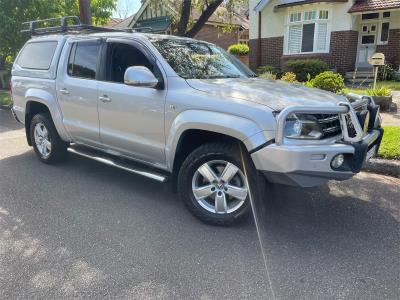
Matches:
[[249, 0, 355, 40]]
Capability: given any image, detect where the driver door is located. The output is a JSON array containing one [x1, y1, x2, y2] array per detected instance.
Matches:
[[97, 39, 167, 166]]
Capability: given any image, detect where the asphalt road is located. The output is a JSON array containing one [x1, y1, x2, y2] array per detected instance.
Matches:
[[0, 109, 399, 299]]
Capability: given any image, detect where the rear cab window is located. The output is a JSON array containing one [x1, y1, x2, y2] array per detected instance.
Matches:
[[67, 40, 101, 80], [17, 41, 58, 70]]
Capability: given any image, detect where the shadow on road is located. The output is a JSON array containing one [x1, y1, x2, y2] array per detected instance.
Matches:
[[0, 151, 265, 299], [252, 177, 399, 299], [0, 137, 399, 298]]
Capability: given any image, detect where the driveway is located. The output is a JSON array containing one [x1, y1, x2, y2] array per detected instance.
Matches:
[[0, 109, 399, 299]]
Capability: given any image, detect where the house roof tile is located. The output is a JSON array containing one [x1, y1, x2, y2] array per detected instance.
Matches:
[[348, 0, 400, 13]]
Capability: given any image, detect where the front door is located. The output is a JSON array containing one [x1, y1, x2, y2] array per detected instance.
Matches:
[[97, 39, 167, 166], [357, 23, 377, 68]]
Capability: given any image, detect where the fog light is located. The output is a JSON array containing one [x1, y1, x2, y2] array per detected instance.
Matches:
[[331, 154, 345, 169]]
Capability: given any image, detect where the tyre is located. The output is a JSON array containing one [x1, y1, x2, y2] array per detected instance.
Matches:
[[178, 142, 262, 226], [30, 113, 68, 164]]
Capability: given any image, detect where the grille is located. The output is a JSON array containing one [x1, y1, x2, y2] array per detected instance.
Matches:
[[316, 114, 341, 138]]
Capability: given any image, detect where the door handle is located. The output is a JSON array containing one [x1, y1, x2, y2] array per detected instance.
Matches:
[[99, 95, 111, 103], [60, 88, 70, 95]]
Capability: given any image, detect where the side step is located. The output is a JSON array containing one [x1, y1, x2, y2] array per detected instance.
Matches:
[[67, 146, 168, 183]]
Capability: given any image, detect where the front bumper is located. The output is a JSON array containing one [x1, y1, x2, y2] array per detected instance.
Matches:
[[251, 95, 384, 187]]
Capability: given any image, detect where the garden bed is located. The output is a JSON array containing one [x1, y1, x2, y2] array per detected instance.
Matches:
[[344, 81, 400, 95]]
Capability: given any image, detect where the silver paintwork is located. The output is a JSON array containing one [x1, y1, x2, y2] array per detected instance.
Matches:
[[11, 32, 382, 188], [192, 160, 247, 214], [33, 122, 51, 158]]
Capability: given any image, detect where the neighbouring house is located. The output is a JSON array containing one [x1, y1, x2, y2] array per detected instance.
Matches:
[[113, 0, 249, 49], [105, 17, 123, 28], [249, 0, 400, 74]]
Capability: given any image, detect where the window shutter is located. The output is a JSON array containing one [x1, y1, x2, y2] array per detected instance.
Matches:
[[316, 23, 328, 52], [288, 25, 302, 54]]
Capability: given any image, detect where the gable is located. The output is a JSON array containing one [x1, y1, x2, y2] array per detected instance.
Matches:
[[132, 0, 248, 29]]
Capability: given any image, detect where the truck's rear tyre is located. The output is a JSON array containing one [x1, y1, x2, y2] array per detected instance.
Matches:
[[178, 142, 260, 226], [30, 113, 68, 164]]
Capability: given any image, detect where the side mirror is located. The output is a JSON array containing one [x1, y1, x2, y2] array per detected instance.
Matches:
[[124, 66, 159, 88]]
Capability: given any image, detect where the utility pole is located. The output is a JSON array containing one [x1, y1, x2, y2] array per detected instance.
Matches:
[[79, 0, 92, 25]]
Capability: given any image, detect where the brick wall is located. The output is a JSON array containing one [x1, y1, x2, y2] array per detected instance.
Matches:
[[249, 30, 359, 73], [249, 37, 284, 70], [195, 24, 239, 50], [376, 29, 400, 69], [329, 30, 358, 73]]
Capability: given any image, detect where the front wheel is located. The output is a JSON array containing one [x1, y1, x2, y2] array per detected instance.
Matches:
[[178, 142, 258, 226]]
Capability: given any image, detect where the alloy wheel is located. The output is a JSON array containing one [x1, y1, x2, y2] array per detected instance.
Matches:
[[191, 160, 248, 214], [33, 122, 52, 159]]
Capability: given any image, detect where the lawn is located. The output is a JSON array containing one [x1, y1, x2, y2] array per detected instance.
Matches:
[[344, 81, 400, 95], [378, 126, 400, 160], [0, 90, 11, 106]]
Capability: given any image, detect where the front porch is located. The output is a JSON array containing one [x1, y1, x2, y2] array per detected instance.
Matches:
[[350, 8, 400, 73]]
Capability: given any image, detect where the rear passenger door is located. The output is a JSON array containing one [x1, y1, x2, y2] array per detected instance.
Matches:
[[56, 38, 102, 147]]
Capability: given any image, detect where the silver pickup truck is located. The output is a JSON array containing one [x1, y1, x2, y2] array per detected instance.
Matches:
[[11, 18, 383, 225]]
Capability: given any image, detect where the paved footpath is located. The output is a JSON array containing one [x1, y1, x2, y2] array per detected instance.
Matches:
[[0, 109, 399, 299]]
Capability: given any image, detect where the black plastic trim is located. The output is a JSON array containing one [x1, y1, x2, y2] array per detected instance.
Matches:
[[336, 128, 384, 173], [249, 139, 275, 154]]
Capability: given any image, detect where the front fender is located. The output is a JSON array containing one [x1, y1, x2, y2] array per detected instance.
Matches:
[[165, 110, 273, 170], [25, 88, 71, 142]]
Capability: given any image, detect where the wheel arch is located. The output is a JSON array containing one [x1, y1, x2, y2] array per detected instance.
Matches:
[[166, 110, 272, 180], [24, 89, 71, 146]]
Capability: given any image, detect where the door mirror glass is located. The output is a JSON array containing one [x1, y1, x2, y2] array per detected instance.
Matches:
[[124, 66, 159, 88]]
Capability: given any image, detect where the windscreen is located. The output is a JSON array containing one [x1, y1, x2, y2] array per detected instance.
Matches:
[[150, 37, 255, 79]]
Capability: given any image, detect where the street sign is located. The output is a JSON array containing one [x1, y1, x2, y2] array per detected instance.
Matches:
[[368, 53, 385, 66]]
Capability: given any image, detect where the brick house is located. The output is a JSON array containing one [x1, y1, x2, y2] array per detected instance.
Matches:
[[249, 0, 400, 73], [114, 0, 249, 50]]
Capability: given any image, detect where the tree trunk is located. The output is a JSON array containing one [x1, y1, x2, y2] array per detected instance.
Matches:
[[177, 0, 192, 36], [184, 0, 224, 38], [79, 0, 92, 25]]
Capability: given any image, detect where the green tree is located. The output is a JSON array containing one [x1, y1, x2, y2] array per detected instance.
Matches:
[[0, 0, 116, 65]]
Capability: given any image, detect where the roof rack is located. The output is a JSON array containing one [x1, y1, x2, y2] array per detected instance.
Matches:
[[21, 16, 125, 36]]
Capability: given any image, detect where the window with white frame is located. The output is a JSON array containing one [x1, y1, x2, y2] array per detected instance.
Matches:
[[287, 9, 330, 54]]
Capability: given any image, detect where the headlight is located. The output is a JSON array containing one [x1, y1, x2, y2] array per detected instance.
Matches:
[[284, 114, 323, 140]]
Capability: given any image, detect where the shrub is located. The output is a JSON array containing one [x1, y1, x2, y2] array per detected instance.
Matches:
[[259, 72, 276, 80], [378, 64, 395, 81], [310, 71, 345, 94], [304, 80, 314, 88], [256, 65, 281, 77], [227, 43, 249, 56], [280, 72, 297, 83], [367, 86, 392, 96], [284, 59, 329, 82]]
